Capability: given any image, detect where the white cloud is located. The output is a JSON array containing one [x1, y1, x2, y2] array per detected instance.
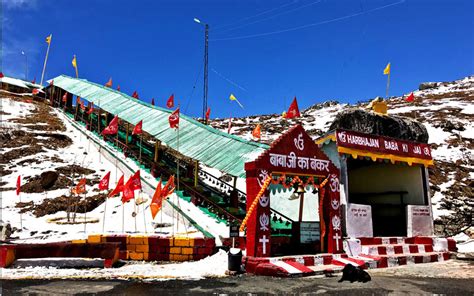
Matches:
[[2, 0, 38, 10]]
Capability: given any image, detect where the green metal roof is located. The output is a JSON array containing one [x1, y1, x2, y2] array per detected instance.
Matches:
[[50, 75, 268, 177]]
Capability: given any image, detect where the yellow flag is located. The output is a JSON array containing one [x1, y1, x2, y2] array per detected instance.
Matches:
[[383, 62, 391, 75], [229, 93, 237, 101], [46, 34, 52, 45], [72, 55, 77, 68]]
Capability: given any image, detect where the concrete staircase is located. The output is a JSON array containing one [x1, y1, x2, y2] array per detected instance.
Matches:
[[244, 236, 457, 277]]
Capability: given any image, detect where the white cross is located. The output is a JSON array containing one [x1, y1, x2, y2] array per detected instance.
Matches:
[[259, 235, 269, 255], [333, 233, 341, 251]]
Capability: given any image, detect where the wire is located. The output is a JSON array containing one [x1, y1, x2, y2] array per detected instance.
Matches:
[[184, 57, 204, 114], [211, 0, 405, 41], [212, 0, 298, 31], [215, 0, 323, 34], [211, 68, 248, 92]]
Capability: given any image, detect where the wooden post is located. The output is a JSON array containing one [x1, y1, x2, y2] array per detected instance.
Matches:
[[126, 123, 129, 145], [194, 160, 199, 187], [154, 140, 160, 162]]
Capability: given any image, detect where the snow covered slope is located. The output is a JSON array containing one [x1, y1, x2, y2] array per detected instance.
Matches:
[[210, 76, 474, 236]]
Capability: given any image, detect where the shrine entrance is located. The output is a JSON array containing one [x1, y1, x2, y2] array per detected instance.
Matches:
[[244, 125, 343, 258]]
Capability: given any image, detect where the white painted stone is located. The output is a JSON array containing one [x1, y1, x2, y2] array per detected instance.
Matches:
[[407, 205, 434, 237], [346, 203, 373, 237]]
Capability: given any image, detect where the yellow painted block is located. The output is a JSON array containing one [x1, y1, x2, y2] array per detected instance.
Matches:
[[71, 239, 87, 244], [129, 235, 147, 245], [170, 254, 190, 262], [126, 244, 136, 251], [173, 238, 190, 247], [136, 244, 149, 253], [87, 234, 102, 243], [188, 239, 195, 247], [181, 247, 194, 255], [170, 247, 182, 254], [129, 252, 144, 260]]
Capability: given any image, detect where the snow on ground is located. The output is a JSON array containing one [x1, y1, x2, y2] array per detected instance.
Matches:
[[0, 249, 228, 280], [0, 97, 230, 243]]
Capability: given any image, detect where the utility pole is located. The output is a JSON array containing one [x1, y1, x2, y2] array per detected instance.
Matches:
[[203, 24, 209, 124], [21, 51, 28, 80], [194, 18, 209, 124]]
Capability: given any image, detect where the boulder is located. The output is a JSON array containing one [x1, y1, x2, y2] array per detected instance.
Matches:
[[419, 82, 439, 90], [0, 221, 12, 241], [328, 108, 429, 143], [40, 171, 59, 189]]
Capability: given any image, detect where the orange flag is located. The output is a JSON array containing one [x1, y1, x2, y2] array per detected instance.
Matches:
[[252, 124, 261, 140], [150, 180, 162, 219], [72, 178, 87, 195], [105, 77, 113, 87]]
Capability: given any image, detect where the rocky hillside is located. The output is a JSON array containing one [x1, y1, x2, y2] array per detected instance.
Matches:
[[210, 76, 474, 237]]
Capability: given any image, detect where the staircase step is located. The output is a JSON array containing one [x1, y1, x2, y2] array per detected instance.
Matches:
[[308, 264, 344, 275], [374, 252, 451, 268], [360, 244, 433, 256]]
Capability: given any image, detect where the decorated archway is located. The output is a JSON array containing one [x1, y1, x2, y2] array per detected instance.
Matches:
[[244, 125, 342, 257]]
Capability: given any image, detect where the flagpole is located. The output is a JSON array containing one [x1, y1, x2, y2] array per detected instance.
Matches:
[[75, 58, 79, 78], [19, 191, 23, 230], [386, 72, 390, 98], [40, 36, 52, 86], [133, 200, 138, 233], [83, 190, 87, 233], [142, 191, 147, 233], [102, 191, 107, 233], [139, 134, 143, 162]]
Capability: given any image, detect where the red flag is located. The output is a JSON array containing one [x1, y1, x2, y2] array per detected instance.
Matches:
[[122, 171, 141, 203], [132, 120, 143, 135], [132, 91, 139, 99], [80, 100, 86, 111], [128, 170, 142, 191], [161, 175, 176, 198], [16, 175, 21, 196], [252, 124, 261, 140], [205, 107, 211, 122], [62, 92, 68, 103], [99, 171, 111, 191], [101, 115, 119, 135], [105, 77, 112, 87], [406, 92, 415, 102], [72, 178, 87, 195], [49, 80, 54, 86], [151, 98, 155, 106], [286, 97, 300, 119], [32, 88, 39, 95], [31, 77, 36, 84], [117, 85, 121, 91], [169, 108, 180, 129], [108, 175, 124, 197], [166, 94, 174, 108], [122, 181, 135, 203], [0, 72, 4, 78], [87, 103, 94, 115], [227, 117, 232, 134]]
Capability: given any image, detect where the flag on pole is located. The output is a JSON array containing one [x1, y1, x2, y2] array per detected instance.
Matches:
[[169, 108, 180, 129], [128, 170, 142, 191], [72, 55, 77, 69], [101, 115, 119, 135], [46, 34, 52, 44], [406, 92, 415, 102], [150, 180, 162, 219], [132, 91, 139, 99], [62, 92, 68, 103], [31, 77, 36, 84], [383, 62, 391, 75], [205, 107, 211, 122], [0, 72, 4, 78], [161, 175, 175, 198], [117, 85, 121, 91], [252, 124, 261, 140], [151, 98, 155, 106], [286, 97, 301, 119], [32, 88, 39, 95], [99, 171, 111, 191], [108, 175, 124, 197], [166, 94, 174, 108], [105, 78, 112, 87], [16, 175, 21, 196], [72, 178, 87, 195], [132, 120, 143, 135], [87, 103, 94, 115], [122, 181, 135, 203], [229, 93, 244, 109]]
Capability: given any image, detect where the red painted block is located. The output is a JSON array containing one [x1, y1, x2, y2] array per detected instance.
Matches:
[[414, 255, 423, 264], [204, 238, 215, 248], [398, 256, 407, 265], [193, 238, 206, 247], [447, 239, 457, 252], [303, 256, 314, 266], [323, 255, 333, 265], [254, 262, 289, 277], [443, 252, 450, 260], [389, 238, 398, 244], [425, 245, 433, 252], [378, 246, 387, 255], [394, 246, 403, 254], [409, 245, 418, 253]]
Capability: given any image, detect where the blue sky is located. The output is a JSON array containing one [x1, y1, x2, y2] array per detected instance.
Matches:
[[2, 0, 473, 118]]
